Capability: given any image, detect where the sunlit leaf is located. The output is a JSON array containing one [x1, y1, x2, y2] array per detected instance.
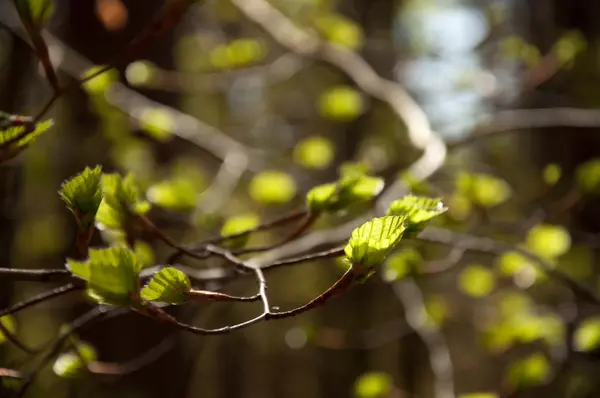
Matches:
[[147, 178, 199, 211], [60, 166, 103, 228], [96, 173, 151, 232], [344, 216, 406, 271], [134, 241, 155, 269], [125, 60, 156, 86], [505, 353, 550, 390], [353, 372, 393, 398], [249, 170, 297, 205], [293, 136, 335, 170], [383, 248, 422, 281], [220, 213, 260, 248], [0, 316, 17, 345], [574, 317, 600, 352], [319, 85, 364, 122], [140, 267, 191, 304], [458, 265, 495, 297], [0, 119, 54, 162], [52, 342, 97, 378], [526, 224, 571, 259], [306, 175, 383, 213], [386, 195, 447, 237], [316, 14, 364, 50], [66, 247, 142, 306], [13, 0, 54, 28]]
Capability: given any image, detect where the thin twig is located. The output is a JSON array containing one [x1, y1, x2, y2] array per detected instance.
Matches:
[[0, 284, 81, 318], [0, 268, 74, 283], [260, 245, 345, 271]]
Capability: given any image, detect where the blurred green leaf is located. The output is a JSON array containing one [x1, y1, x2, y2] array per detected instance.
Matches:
[[249, 170, 297, 205], [147, 178, 198, 211], [209, 38, 266, 69], [457, 172, 511, 208], [542, 164, 561, 186], [139, 108, 174, 142], [353, 372, 393, 398], [221, 213, 260, 248], [141, 267, 191, 304], [82, 66, 117, 94], [315, 14, 364, 50], [66, 247, 142, 306], [306, 174, 383, 213], [505, 353, 550, 390], [13, 0, 54, 28], [574, 317, 600, 352], [60, 165, 103, 228], [386, 195, 447, 237], [344, 216, 406, 271], [134, 241, 155, 269], [576, 158, 600, 194], [52, 342, 96, 379], [526, 224, 571, 259], [458, 265, 495, 297], [0, 316, 17, 345], [319, 86, 364, 122], [553, 30, 586, 64], [293, 136, 335, 170], [383, 248, 422, 281]]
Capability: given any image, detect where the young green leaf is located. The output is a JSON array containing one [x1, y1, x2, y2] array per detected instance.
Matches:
[[386, 195, 447, 237], [344, 216, 406, 271], [0, 119, 53, 162], [573, 317, 600, 352], [66, 247, 143, 306], [95, 173, 151, 232], [382, 248, 422, 282], [140, 267, 191, 304], [249, 171, 297, 205], [60, 166, 103, 228], [353, 372, 393, 398], [306, 175, 384, 213], [525, 224, 571, 259], [577, 159, 600, 194], [504, 353, 550, 390], [13, 0, 54, 29], [220, 213, 260, 248], [52, 342, 97, 379]]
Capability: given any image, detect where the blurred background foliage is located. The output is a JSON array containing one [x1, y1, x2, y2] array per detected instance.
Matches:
[[2, 0, 600, 397]]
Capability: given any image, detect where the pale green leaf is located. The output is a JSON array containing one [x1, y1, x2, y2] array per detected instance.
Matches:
[[13, 0, 54, 28], [140, 267, 191, 304], [344, 216, 406, 269], [319, 86, 364, 122], [0, 119, 53, 162], [293, 136, 335, 170], [542, 164, 561, 185], [573, 317, 600, 352], [458, 265, 495, 297], [306, 175, 383, 213], [383, 248, 421, 281], [249, 171, 297, 205], [220, 213, 260, 248], [386, 195, 447, 237], [576, 158, 600, 194], [526, 224, 571, 259]]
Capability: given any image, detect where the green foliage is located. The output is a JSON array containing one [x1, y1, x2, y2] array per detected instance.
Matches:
[[504, 353, 550, 390], [141, 267, 191, 304], [82, 66, 118, 94], [221, 213, 260, 248], [13, 0, 54, 29], [249, 170, 297, 205], [382, 248, 422, 281], [319, 86, 364, 122], [66, 247, 143, 306], [344, 216, 406, 272], [553, 30, 586, 65], [458, 265, 495, 297], [386, 195, 447, 237], [0, 315, 17, 345], [147, 161, 206, 211], [52, 342, 97, 378], [96, 173, 151, 232], [139, 108, 175, 142], [457, 172, 511, 208], [576, 158, 600, 193], [306, 174, 383, 213], [60, 166, 103, 228], [542, 164, 561, 185], [134, 241, 155, 269], [525, 224, 571, 259], [209, 38, 267, 69], [315, 14, 364, 50], [353, 372, 393, 398], [293, 136, 335, 170], [573, 317, 600, 352], [0, 119, 54, 161]]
